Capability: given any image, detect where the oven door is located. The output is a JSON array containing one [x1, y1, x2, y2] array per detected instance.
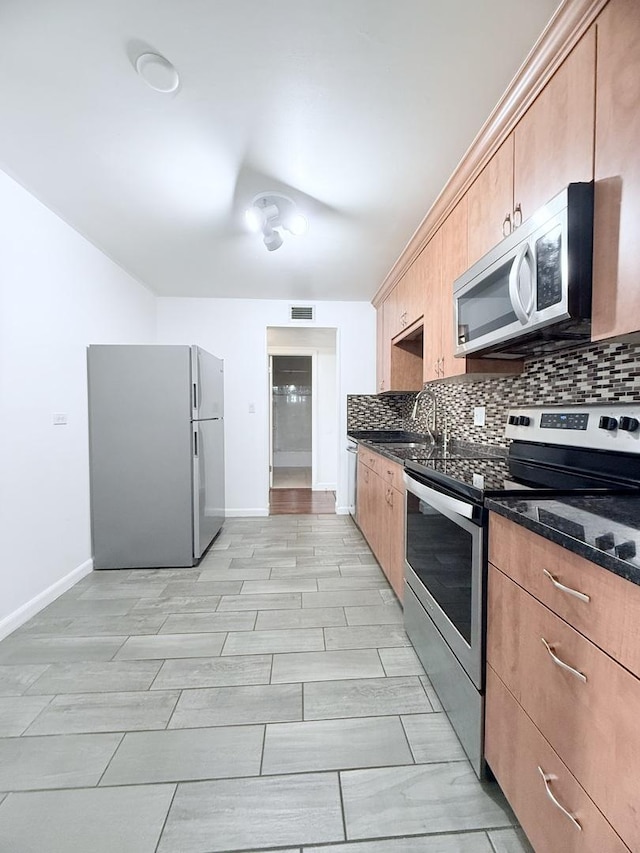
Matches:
[[404, 472, 485, 689]]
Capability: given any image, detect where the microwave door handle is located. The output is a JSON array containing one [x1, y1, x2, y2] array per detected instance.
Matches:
[[508, 243, 535, 324]]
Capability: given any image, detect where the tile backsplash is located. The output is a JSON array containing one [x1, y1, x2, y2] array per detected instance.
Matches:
[[347, 341, 640, 447]]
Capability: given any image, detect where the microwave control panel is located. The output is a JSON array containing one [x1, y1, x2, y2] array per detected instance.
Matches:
[[536, 228, 562, 310]]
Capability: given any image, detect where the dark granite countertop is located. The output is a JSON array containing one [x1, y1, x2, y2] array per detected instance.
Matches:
[[347, 430, 506, 465], [487, 495, 640, 587]]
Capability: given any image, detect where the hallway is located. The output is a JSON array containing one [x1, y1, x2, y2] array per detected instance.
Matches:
[[0, 515, 528, 852]]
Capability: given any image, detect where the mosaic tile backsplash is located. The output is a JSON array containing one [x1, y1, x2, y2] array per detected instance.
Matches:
[[347, 341, 640, 447]]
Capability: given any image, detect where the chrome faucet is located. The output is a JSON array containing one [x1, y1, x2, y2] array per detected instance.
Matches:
[[411, 387, 438, 446]]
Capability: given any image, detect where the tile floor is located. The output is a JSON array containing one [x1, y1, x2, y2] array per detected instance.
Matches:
[[0, 515, 533, 853]]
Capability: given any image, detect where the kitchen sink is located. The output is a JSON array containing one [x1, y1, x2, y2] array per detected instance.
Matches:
[[379, 441, 433, 449]]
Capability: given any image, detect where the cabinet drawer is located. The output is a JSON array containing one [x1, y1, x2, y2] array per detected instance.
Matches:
[[485, 665, 629, 853], [358, 449, 403, 488], [379, 457, 403, 488], [488, 564, 640, 850], [357, 447, 380, 475], [489, 513, 640, 679]]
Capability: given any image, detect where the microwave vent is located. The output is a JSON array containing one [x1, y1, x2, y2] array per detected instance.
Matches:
[[290, 304, 315, 322]]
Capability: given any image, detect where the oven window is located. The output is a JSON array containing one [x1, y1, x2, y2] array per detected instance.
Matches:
[[406, 491, 473, 644]]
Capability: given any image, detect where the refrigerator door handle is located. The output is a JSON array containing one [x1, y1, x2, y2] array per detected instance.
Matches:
[[193, 382, 197, 410], [194, 430, 198, 457]]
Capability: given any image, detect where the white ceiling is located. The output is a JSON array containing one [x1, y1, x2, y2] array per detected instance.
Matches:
[[0, 0, 562, 302]]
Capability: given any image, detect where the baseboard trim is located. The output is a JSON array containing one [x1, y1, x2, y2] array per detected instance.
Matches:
[[225, 508, 270, 518], [0, 557, 94, 641], [335, 505, 350, 515]]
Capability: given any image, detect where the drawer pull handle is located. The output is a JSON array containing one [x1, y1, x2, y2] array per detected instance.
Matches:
[[538, 766, 582, 831], [541, 637, 587, 683], [543, 569, 590, 604]]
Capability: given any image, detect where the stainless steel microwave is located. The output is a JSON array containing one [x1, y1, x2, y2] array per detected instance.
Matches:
[[453, 182, 594, 359]]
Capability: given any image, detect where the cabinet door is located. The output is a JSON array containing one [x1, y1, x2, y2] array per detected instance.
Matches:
[[371, 472, 389, 566], [376, 304, 390, 393], [592, 0, 640, 341], [389, 270, 424, 340], [514, 27, 595, 225], [386, 485, 405, 602], [419, 233, 442, 382], [467, 136, 514, 266], [441, 196, 469, 379], [356, 459, 374, 546], [404, 261, 425, 332]]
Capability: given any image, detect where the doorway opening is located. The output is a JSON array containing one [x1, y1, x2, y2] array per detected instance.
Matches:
[[270, 355, 312, 489], [267, 327, 337, 515]]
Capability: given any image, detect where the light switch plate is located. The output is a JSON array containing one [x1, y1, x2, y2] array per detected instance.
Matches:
[[473, 406, 486, 427]]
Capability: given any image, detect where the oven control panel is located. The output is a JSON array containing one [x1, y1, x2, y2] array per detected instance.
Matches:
[[505, 405, 640, 452], [540, 412, 589, 431]]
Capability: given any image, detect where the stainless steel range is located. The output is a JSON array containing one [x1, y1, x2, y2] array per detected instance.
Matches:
[[403, 404, 640, 779]]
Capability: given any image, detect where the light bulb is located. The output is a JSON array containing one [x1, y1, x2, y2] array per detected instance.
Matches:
[[288, 213, 308, 236], [245, 207, 263, 232]]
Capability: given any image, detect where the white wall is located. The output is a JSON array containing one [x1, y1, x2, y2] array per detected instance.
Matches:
[[0, 171, 156, 636], [157, 298, 376, 515]]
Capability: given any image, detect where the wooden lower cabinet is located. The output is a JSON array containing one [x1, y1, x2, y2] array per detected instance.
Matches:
[[356, 449, 405, 602], [488, 564, 640, 850], [485, 666, 629, 853], [486, 512, 640, 852]]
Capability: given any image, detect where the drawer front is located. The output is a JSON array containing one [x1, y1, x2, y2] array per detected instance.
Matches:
[[488, 564, 640, 850], [358, 448, 403, 488], [485, 664, 629, 853], [357, 447, 380, 475], [380, 457, 403, 488], [489, 512, 640, 679]]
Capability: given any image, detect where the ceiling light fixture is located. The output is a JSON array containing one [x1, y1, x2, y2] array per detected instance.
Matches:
[[245, 192, 309, 252], [135, 53, 180, 93]]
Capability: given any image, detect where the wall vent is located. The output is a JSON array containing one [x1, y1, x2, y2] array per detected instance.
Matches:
[[289, 304, 315, 322]]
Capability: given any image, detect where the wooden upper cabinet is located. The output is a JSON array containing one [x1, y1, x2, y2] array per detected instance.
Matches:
[[514, 26, 596, 222], [388, 266, 424, 340], [467, 28, 595, 270], [467, 136, 514, 267], [440, 197, 469, 379], [376, 304, 389, 393], [592, 0, 640, 341], [419, 233, 442, 382]]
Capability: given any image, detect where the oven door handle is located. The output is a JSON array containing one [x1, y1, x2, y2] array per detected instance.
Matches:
[[403, 473, 474, 520]]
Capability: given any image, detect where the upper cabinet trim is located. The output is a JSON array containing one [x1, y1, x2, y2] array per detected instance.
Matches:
[[372, 0, 608, 308]]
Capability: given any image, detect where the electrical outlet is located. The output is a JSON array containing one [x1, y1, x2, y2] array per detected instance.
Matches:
[[248, 403, 256, 414], [53, 413, 68, 425], [473, 406, 486, 427]]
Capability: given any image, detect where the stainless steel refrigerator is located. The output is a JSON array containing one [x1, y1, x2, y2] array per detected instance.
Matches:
[[87, 344, 225, 569]]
